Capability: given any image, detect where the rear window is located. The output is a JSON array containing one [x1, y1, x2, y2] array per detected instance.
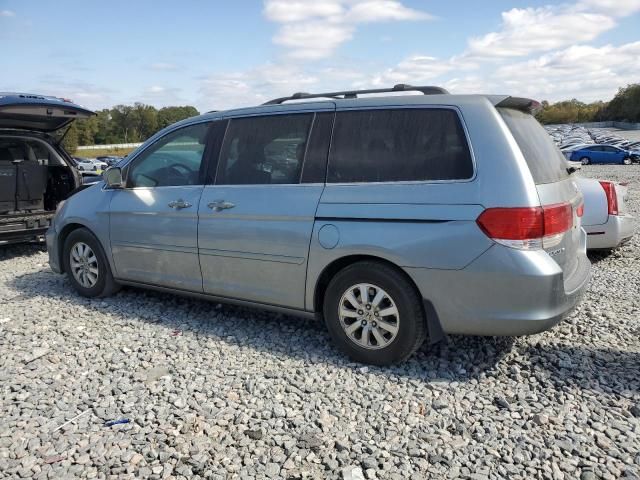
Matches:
[[327, 108, 473, 183], [499, 108, 568, 184]]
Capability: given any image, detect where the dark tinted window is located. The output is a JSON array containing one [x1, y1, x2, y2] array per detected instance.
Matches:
[[128, 123, 210, 188], [301, 112, 333, 183], [499, 108, 568, 184], [216, 114, 313, 185], [327, 108, 473, 183]]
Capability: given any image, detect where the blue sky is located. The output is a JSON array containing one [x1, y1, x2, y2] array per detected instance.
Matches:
[[1, 0, 639, 112]]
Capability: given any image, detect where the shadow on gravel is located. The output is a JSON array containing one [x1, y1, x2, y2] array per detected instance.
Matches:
[[7, 267, 521, 382], [587, 249, 616, 264], [524, 343, 639, 393], [0, 243, 46, 262], [10, 267, 639, 390]]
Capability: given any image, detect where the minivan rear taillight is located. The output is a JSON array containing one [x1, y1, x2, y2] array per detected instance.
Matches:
[[476, 203, 573, 250], [599, 181, 618, 215]]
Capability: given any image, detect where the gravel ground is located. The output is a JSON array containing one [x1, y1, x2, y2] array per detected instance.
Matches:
[[1, 165, 639, 480]]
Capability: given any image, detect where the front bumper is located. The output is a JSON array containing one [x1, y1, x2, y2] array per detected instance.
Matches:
[[406, 241, 591, 337], [46, 226, 62, 273], [584, 214, 635, 249]]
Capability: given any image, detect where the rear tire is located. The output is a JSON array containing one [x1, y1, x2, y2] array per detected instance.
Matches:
[[322, 261, 427, 365], [63, 228, 120, 298], [581, 157, 590, 165]]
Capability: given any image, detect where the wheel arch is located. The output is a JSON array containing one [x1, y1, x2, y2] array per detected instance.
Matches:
[[57, 222, 109, 274], [312, 254, 444, 344]]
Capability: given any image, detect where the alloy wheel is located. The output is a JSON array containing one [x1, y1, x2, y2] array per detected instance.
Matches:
[[69, 242, 99, 288], [338, 283, 400, 350]]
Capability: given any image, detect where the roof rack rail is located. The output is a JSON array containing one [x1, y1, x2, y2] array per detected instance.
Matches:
[[262, 84, 449, 105]]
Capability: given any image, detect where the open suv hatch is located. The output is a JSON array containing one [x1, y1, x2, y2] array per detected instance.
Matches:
[[0, 93, 94, 244]]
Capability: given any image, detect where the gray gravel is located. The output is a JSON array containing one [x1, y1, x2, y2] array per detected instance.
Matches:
[[1, 165, 639, 479]]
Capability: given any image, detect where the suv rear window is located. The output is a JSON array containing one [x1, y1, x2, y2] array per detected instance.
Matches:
[[498, 108, 568, 184], [327, 108, 473, 183]]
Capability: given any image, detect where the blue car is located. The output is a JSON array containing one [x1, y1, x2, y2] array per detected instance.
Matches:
[[570, 145, 634, 165]]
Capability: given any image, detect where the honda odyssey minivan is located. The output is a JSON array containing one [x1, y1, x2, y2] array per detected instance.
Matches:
[[47, 84, 591, 365]]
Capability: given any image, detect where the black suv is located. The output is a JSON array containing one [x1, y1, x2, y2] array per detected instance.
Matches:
[[0, 93, 94, 244]]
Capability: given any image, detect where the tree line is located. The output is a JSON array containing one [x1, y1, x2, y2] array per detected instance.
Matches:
[[62, 104, 200, 152], [536, 83, 640, 125]]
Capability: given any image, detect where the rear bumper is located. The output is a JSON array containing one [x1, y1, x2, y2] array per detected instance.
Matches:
[[0, 212, 52, 245], [584, 214, 635, 249], [406, 239, 591, 337]]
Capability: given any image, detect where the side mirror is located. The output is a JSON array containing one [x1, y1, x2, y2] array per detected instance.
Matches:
[[104, 167, 124, 189]]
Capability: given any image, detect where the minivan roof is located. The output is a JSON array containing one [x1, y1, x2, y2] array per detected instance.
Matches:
[[202, 92, 539, 121]]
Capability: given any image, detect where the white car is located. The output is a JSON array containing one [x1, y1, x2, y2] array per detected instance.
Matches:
[[90, 159, 108, 170], [575, 176, 635, 249], [72, 157, 96, 171]]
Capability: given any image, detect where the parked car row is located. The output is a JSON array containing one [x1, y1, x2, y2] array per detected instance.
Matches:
[[72, 156, 121, 171], [545, 124, 640, 164], [1, 89, 634, 365]]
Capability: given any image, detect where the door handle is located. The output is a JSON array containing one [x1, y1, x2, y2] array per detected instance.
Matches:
[[168, 199, 192, 209], [208, 200, 235, 211]]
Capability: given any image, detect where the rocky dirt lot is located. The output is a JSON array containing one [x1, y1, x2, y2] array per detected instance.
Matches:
[[1, 165, 639, 480]]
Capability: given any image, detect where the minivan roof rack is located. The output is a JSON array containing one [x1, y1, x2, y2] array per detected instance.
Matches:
[[262, 84, 449, 105]]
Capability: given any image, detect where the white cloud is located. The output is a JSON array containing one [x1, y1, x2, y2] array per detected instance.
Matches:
[[198, 63, 319, 111], [577, 0, 640, 16], [344, 1, 432, 22], [467, 5, 615, 58], [264, 1, 344, 22], [274, 22, 355, 60], [370, 56, 455, 85], [0, 10, 15, 17], [264, 0, 432, 60], [493, 41, 640, 102]]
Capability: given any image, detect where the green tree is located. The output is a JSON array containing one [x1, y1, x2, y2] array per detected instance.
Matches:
[[605, 84, 640, 122], [535, 83, 640, 125], [157, 106, 200, 129], [61, 123, 79, 153], [70, 103, 199, 146], [130, 103, 158, 141]]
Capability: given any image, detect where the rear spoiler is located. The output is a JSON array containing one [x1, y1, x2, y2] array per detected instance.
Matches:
[[488, 95, 542, 115]]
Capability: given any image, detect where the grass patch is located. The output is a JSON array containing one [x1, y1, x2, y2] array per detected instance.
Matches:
[[73, 146, 137, 158]]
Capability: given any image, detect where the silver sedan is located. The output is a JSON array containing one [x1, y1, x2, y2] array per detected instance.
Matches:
[[575, 176, 635, 249]]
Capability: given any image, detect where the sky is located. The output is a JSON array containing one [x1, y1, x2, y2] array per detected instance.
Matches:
[[1, 0, 639, 113]]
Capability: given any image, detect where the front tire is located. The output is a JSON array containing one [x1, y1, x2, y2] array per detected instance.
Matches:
[[63, 228, 120, 298], [323, 261, 427, 365], [581, 157, 590, 165], [623, 157, 632, 165]]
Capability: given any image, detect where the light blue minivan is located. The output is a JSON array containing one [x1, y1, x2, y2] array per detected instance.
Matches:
[[47, 85, 591, 365]]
